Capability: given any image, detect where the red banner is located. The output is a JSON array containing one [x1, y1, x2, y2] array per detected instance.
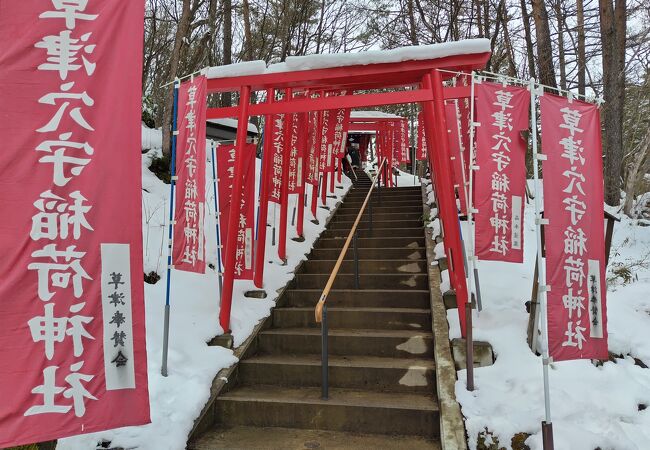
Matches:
[[287, 113, 303, 194], [474, 82, 528, 263], [217, 144, 255, 280], [541, 94, 608, 361], [306, 110, 321, 186], [173, 77, 206, 273], [445, 103, 468, 215], [417, 112, 427, 161], [399, 120, 410, 163], [268, 114, 285, 203], [0, 2, 149, 447], [319, 110, 336, 173], [334, 109, 351, 158]]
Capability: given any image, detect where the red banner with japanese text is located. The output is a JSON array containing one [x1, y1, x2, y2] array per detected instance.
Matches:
[[0, 1, 150, 447], [541, 94, 608, 361], [306, 110, 321, 186], [334, 109, 351, 158], [173, 77, 206, 273], [474, 82, 528, 263], [320, 110, 337, 173], [445, 103, 468, 215], [268, 114, 285, 203], [289, 113, 308, 195], [399, 120, 409, 163], [217, 143, 255, 280], [417, 112, 428, 161]]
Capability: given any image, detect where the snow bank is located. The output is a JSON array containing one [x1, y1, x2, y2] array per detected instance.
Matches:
[[350, 110, 404, 119], [141, 125, 162, 150], [59, 133, 352, 449], [438, 180, 650, 450]]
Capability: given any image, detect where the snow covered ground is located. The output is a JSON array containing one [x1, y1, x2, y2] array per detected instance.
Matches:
[[431, 180, 650, 450], [59, 131, 352, 450]]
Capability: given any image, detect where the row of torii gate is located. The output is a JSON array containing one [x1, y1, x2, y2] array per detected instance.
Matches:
[[205, 45, 492, 338]]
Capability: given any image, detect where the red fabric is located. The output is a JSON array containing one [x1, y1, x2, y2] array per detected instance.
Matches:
[[474, 82, 528, 263], [458, 97, 472, 185], [268, 114, 285, 203], [288, 113, 304, 195], [306, 110, 320, 186], [173, 77, 206, 273], [335, 109, 351, 158], [400, 120, 410, 163], [445, 103, 467, 215], [417, 112, 427, 161], [217, 143, 255, 280], [541, 94, 608, 361], [0, 2, 150, 447]]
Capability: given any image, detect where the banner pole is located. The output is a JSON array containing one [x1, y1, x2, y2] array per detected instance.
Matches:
[[466, 72, 482, 311], [162, 79, 180, 377], [529, 77, 554, 449], [210, 141, 224, 300], [253, 90, 275, 288], [278, 89, 293, 263]]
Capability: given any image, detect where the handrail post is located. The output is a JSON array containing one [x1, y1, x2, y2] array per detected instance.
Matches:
[[321, 303, 329, 400], [353, 231, 359, 289]]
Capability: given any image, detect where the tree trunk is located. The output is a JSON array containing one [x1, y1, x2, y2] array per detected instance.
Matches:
[[162, 0, 192, 158], [520, 0, 536, 79], [222, 0, 233, 107], [576, 0, 586, 96], [531, 0, 557, 89], [407, 0, 419, 45], [242, 0, 254, 61], [600, 0, 627, 206], [554, 0, 567, 91]]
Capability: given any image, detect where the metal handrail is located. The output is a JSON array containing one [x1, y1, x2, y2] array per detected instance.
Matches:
[[314, 157, 387, 399]]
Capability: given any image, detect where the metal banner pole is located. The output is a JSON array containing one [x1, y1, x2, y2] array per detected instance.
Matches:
[[210, 141, 224, 300], [466, 72, 483, 311], [162, 79, 180, 377], [529, 77, 554, 450]]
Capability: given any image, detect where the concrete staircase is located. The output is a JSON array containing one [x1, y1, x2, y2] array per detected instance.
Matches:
[[191, 170, 440, 449]]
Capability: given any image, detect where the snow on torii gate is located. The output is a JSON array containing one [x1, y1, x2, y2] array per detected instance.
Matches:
[[204, 39, 491, 337]]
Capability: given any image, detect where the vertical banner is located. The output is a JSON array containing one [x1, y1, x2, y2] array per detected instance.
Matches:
[[541, 94, 608, 361], [287, 113, 303, 194], [217, 144, 255, 280], [172, 76, 206, 273], [335, 109, 351, 158], [417, 112, 428, 161], [0, 1, 150, 447], [400, 120, 409, 163], [306, 110, 321, 186], [269, 114, 285, 204], [474, 82, 529, 263], [320, 110, 336, 174], [445, 103, 468, 215]]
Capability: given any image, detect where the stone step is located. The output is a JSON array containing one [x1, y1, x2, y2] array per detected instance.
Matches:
[[332, 211, 423, 222], [272, 306, 430, 330], [238, 354, 435, 394], [321, 227, 423, 239], [335, 205, 423, 214], [190, 426, 440, 450], [282, 289, 430, 309], [215, 386, 439, 438], [314, 236, 425, 249], [328, 219, 423, 230], [344, 193, 423, 202], [299, 259, 427, 275], [310, 247, 426, 260], [258, 328, 434, 359], [292, 273, 429, 290], [343, 197, 422, 206]]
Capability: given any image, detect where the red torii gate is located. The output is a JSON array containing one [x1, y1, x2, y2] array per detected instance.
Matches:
[[205, 44, 490, 338], [348, 114, 409, 185]]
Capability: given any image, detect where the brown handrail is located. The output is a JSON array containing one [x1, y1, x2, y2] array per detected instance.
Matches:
[[314, 157, 387, 323]]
